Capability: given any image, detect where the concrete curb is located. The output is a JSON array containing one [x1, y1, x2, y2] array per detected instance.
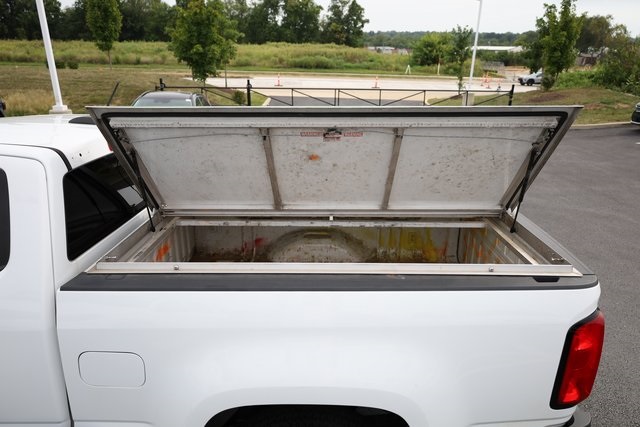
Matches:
[[572, 122, 632, 129]]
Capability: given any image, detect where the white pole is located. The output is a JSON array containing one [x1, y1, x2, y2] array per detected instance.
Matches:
[[468, 0, 483, 89], [35, 0, 71, 114]]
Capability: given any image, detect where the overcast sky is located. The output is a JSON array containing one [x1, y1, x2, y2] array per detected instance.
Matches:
[[58, 0, 640, 37], [315, 0, 640, 35]]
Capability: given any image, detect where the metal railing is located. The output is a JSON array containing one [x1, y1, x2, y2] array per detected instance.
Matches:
[[152, 79, 516, 107], [241, 81, 515, 107]]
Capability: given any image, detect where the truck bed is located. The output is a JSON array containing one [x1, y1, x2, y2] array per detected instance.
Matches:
[[91, 215, 580, 277], [53, 106, 600, 427]]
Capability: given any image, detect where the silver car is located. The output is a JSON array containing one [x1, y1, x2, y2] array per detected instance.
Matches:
[[517, 71, 543, 86], [132, 91, 210, 107]]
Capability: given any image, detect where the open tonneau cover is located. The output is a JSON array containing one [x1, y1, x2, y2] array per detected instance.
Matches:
[[88, 106, 580, 218]]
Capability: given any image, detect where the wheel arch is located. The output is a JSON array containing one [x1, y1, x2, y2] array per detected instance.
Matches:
[[204, 404, 410, 427], [189, 388, 423, 427]]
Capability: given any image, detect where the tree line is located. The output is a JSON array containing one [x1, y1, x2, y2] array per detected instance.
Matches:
[[364, 31, 522, 50], [0, 0, 368, 47], [2, 0, 638, 94], [409, 0, 640, 93]]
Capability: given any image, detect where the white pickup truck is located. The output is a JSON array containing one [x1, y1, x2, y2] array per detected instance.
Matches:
[[0, 106, 604, 427]]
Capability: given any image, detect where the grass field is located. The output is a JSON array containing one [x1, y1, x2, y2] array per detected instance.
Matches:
[[430, 86, 636, 124], [0, 37, 636, 123], [514, 87, 637, 124], [0, 40, 421, 74], [0, 64, 263, 115]]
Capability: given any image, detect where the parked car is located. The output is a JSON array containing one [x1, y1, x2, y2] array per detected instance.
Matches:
[[132, 90, 210, 107], [632, 102, 640, 125], [518, 70, 543, 86]]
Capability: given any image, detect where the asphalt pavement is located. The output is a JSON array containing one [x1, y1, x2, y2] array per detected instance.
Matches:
[[522, 124, 640, 427]]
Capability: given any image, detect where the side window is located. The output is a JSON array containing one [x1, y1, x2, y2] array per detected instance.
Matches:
[[0, 169, 9, 271], [63, 154, 145, 260]]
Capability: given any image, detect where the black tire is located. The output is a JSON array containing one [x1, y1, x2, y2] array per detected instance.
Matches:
[[242, 406, 366, 427], [526, 79, 534, 86]]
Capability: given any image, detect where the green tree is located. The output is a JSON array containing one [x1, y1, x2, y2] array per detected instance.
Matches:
[[118, 0, 172, 41], [594, 25, 640, 95], [478, 32, 519, 46], [169, 0, 239, 82], [321, 0, 368, 47], [448, 25, 473, 90], [58, 0, 92, 40], [516, 30, 545, 73], [0, 0, 63, 40], [412, 32, 450, 74], [281, 0, 322, 43], [120, 0, 148, 40], [576, 14, 613, 53], [537, 0, 582, 89], [86, 0, 122, 68], [146, 0, 173, 41], [244, 0, 282, 44], [223, 0, 250, 43]]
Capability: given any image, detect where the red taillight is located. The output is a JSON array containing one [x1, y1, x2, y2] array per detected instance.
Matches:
[[551, 310, 605, 409]]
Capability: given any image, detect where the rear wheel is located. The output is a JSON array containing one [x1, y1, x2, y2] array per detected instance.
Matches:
[[527, 79, 534, 86]]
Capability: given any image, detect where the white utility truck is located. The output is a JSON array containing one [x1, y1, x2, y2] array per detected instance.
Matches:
[[0, 106, 604, 427]]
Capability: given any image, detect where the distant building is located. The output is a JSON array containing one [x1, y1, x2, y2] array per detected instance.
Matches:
[[367, 46, 410, 55], [575, 51, 604, 67], [476, 46, 524, 53]]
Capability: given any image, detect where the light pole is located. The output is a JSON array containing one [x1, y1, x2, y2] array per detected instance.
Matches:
[[35, 0, 71, 114], [468, 0, 483, 89]]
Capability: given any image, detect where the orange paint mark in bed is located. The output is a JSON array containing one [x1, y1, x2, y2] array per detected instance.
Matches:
[[155, 243, 171, 261], [308, 154, 321, 161]]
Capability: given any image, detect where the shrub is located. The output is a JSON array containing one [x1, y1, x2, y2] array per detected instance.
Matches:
[[555, 70, 598, 89], [541, 74, 556, 91], [288, 55, 336, 69], [61, 54, 80, 70], [232, 90, 246, 105], [45, 59, 66, 69]]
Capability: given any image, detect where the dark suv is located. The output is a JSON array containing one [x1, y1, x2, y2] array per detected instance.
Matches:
[[632, 102, 640, 125]]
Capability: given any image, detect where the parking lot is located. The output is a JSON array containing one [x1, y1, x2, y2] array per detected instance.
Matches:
[[206, 73, 538, 106], [522, 124, 640, 426]]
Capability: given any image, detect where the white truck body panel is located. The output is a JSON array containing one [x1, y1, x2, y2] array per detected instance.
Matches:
[[0, 153, 70, 426], [57, 287, 599, 427]]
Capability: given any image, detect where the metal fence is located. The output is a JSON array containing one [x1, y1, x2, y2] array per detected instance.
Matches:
[[153, 79, 516, 108]]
